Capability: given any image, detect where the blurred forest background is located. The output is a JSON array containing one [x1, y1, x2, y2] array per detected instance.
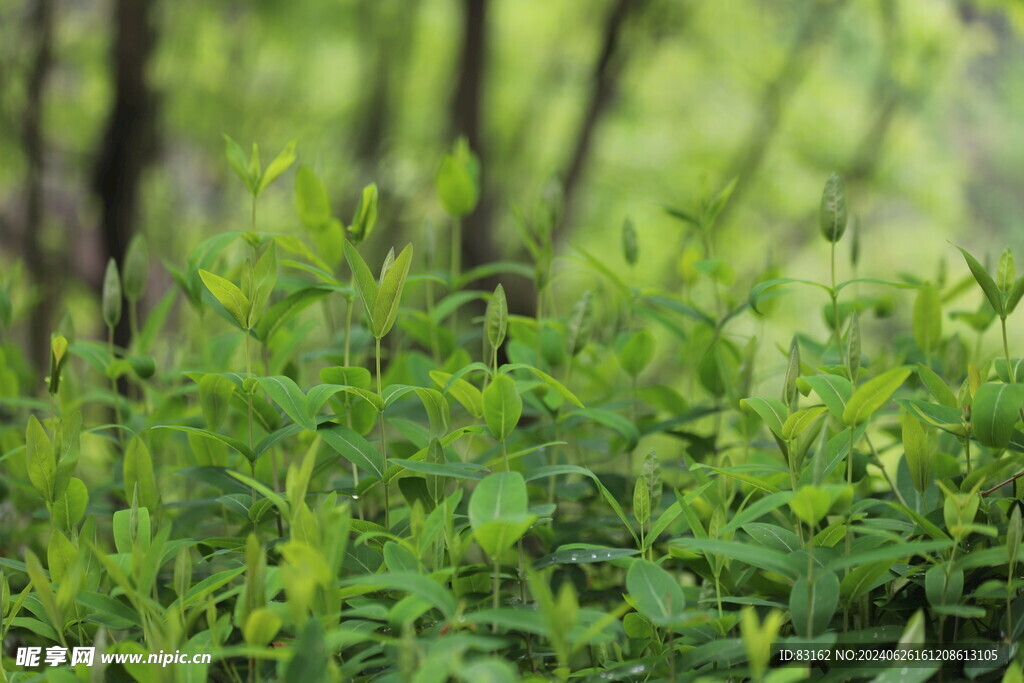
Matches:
[[3, 0, 1024, 384]]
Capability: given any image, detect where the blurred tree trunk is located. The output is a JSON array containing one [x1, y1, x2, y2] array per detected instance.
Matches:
[[560, 0, 648, 224], [92, 0, 158, 354], [355, 1, 422, 168], [452, 0, 494, 275], [22, 0, 55, 372]]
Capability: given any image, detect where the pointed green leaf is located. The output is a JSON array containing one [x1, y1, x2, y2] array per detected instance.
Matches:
[[199, 269, 250, 329], [958, 246, 1003, 316], [843, 367, 912, 426], [483, 374, 522, 442], [255, 139, 296, 196], [626, 559, 686, 626], [972, 383, 1024, 448], [319, 423, 384, 480], [371, 243, 413, 338], [257, 376, 315, 431]]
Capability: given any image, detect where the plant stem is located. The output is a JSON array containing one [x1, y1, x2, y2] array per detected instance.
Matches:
[[129, 301, 139, 350], [831, 241, 842, 366], [844, 424, 856, 625], [108, 326, 123, 445], [376, 336, 390, 529], [451, 217, 462, 332], [244, 330, 256, 513], [492, 556, 500, 633], [1003, 316, 1013, 382], [983, 470, 1024, 496]]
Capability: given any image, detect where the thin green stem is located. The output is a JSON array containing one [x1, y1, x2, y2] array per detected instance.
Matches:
[[344, 291, 355, 368], [451, 217, 462, 332], [108, 326, 123, 445], [244, 331, 256, 513], [831, 241, 842, 366], [376, 336, 390, 529], [1003, 316, 1013, 382], [844, 424, 855, 635], [129, 301, 139, 350], [492, 556, 500, 633]]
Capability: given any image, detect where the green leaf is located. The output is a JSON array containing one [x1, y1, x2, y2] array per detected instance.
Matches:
[[102, 258, 123, 330], [972, 383, 1024, 448], [430, 370, 483, 418], [912, 284, 942, 354], [371, 243, 413, 338], [124, 436, 158, 513], [784, 336, 801, 407], [257, 376, 316, 431], [248, 245, 278, 327], [122, 235, 149, 303], [53, 411, 80, 500], [25, 416, 55, 503], [224, 134, 255, 193], [198, 373, 236, 431], [255, 139, 297, 196], [840, 560, 893, 605], [633, 478, 650, 527], [566, 291, 594, 356], [199, 269, 250, 329], [24, 550, 60, 635], [999, 247, 1016, 293], [671, 537, 797, 577], [896, 398, 965, 436], [254, 286, 332, 343], [740, 397, 788, 438], [435, 137, 479, 217], [790, 571, 839, 637], [226, 471, 289, 517], [340, 572, 456, 621], [294, 165, 331, 228], [749, 277, 832, 315], [485, 284, 509, 352], [349, 183, 379, 244], [958, 246, 1003, 317], [319, 366, 372, 389], [562, 407, 639, 449], [154, 425, 254, 462], [902, 413, 933, 495], [617, 329, 656, 377], [483, 374, 522, 442], [344, 240, 379, 317], [46, 530, 77, 584], [622, 217, 638, 265], [244, 607, 282, 647], [916, 363, 957, 408], [797, 373, 853, 422], [843, 367, 912, 426], [51, 478, 88, 531], [788, 486, 832, 527], [781, 406, 827, 441], [626, 559, 686, 626], [534, 545, 640, 569], [503, 363, 585, 408], [819, 172, 847, 243], [319, 423, 385, 480], [469, 472, 535, 558], [1008, 275, 1024, 315]]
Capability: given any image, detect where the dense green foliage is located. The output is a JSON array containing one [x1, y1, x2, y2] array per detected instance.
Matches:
[[6, 140, 1024, 682]]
